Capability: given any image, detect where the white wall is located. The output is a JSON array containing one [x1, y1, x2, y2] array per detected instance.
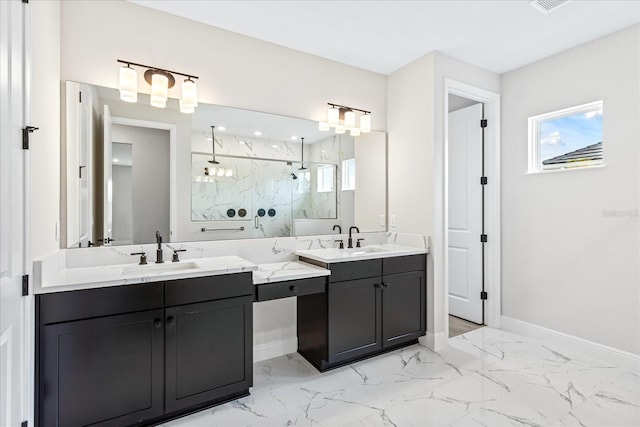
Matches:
[[387, 51, 500, 342], [501, 25, 640, 355], [31, 0, 60, 259]]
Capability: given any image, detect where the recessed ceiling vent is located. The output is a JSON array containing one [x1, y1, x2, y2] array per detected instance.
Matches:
[[529, 0, 572, 14]]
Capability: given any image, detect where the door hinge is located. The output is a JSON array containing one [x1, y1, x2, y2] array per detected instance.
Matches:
[[480, 234, 488, 243], [79, 91, 82, 103], [480, 291, 488, 300], [22, 275, 29, 296], [21, 421, 28, 427], [22, 126, 39, 149], [480, 119, 488, 128], [480, 176, 488, 185]]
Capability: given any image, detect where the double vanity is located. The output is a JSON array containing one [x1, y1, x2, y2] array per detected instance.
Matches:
[[33, 233, 428, 427]]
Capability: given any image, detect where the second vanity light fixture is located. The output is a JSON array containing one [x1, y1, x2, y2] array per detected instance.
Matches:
[[319, 103, 371, 136], [117, 59, 199, 114]]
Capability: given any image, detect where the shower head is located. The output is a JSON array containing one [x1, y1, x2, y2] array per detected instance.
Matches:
[[290, 173, 298, 180]]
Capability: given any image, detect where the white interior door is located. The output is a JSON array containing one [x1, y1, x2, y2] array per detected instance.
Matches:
[[448, 103, 484, 324], [0, 1, 28, 425], [103, 104, 113, 244]]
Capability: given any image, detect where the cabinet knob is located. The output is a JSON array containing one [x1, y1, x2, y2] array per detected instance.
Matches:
[[153, 319, 162, 329], [374, 283, 381, 288], [290, 285, 298, 293], [166, 316, 175, 325], [382, 282, 389, 288]]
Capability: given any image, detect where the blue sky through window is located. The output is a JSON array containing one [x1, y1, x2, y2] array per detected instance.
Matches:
[[539, 109, 603, 161]]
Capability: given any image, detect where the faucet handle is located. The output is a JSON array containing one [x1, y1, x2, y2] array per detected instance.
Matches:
[[172, 249, 187, 262], [130, 252, 147, 265], [356, 238, 365, 248], [334, 239, 344, 249]]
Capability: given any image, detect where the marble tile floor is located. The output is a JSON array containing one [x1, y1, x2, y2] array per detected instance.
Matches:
[[163, 327, 640, 427]]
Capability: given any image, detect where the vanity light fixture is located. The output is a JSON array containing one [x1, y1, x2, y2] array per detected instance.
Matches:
[[117, 60, 199, 113], [320, 103, 371, 135]]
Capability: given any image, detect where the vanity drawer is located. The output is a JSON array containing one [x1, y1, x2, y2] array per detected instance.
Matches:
[[38, 282, 164, 324], [165, 272, 253, 306], [383, 254, 426, 275], [329, 259, 382, 282], [256, 277, 326, 302]]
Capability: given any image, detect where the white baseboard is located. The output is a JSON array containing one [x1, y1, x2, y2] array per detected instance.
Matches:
[[253, 337, 298, 363], [419, 331, 448, 351], [501, 316, 640, 373]]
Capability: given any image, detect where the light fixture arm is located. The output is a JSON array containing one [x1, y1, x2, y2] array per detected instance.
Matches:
[[117, 59, 199, 80], [327, 103, 370, 115]]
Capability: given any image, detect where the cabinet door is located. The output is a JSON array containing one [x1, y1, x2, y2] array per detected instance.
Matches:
[[382, 271, 425, 347], [328, 277, 381, 364], [165, 295, 253, 414], [40, 309, 164, 427]]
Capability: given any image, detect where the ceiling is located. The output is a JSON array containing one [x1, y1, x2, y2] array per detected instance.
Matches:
[[130, 0, 640, 75]]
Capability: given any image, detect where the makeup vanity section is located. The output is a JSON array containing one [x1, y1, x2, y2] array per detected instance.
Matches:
[[33, 235, 427, 427]]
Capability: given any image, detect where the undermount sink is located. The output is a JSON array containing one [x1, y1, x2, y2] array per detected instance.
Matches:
[[122, 261, 200, 275], [342, 247, 388, 256]]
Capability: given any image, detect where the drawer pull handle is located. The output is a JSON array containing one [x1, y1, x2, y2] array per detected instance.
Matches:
[[382, 283, 389, 288], [166, 316, 175, 325], [374, 283, 380, 288], [153, 319, 162, 329], [290, 286, 298, 293]]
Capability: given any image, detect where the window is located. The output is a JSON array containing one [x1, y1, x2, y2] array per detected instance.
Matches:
[[341, 158, 355, 191], [528, 101, 603, 173], [316, 165, 334, 193]]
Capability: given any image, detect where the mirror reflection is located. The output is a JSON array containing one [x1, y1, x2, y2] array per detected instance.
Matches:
[[63, 81, 386, 248]]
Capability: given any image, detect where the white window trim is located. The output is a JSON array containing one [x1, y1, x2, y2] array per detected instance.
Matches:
[[527, 100, 603, 174]]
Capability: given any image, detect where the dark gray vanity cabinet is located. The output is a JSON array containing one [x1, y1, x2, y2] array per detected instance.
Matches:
[[297, 254, 426, 371], [37, 283, 165, 427], [164, 274, 253, 414], [36, 273, 253, 427]]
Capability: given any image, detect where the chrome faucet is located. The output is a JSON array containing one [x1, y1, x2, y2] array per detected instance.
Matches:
[[155, 231, 164, 264], [348, 226, 360, 249]]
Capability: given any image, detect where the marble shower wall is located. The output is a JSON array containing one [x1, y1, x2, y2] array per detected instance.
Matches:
[[191, 131, 351, 238]]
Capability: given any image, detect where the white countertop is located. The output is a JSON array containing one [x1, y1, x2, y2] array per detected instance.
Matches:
[[35, 255, 258, 294], [253, 261, 330, 285], [295, 244, 428, 263]]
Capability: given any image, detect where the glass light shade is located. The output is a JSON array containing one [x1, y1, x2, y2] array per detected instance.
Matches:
[[335, 125, 346, 134], [150, 95, 166, 108], [181, 79, 198, 108], [360, 113, 371, 133], [225, 168, 233, 177], [217, 168, 224, 177], [350, 128, 361, 136], [327, 106, 340, 127], [150, 73, 169, 108], [318, 122, 330, 131], [344, 110, 356, 129], [179, 98, 195, 114], [119, 66, 137, 103]]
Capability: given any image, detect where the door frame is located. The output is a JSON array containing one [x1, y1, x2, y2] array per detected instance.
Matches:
[[110, 117, 177, 242], [441, 79, 501, 344]]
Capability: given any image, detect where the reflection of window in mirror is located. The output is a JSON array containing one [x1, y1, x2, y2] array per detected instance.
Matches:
[[317, 165, 334, 193], [341, 158, 355, 191], [297, 170, 311, 194]]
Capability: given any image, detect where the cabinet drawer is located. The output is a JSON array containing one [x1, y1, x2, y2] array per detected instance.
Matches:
[[165, 272, 253, 306], [382, 254, 426, 275], [329, 259, 381, 282], [256, 277, 326, 302], [38, 282, 163, 324]]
